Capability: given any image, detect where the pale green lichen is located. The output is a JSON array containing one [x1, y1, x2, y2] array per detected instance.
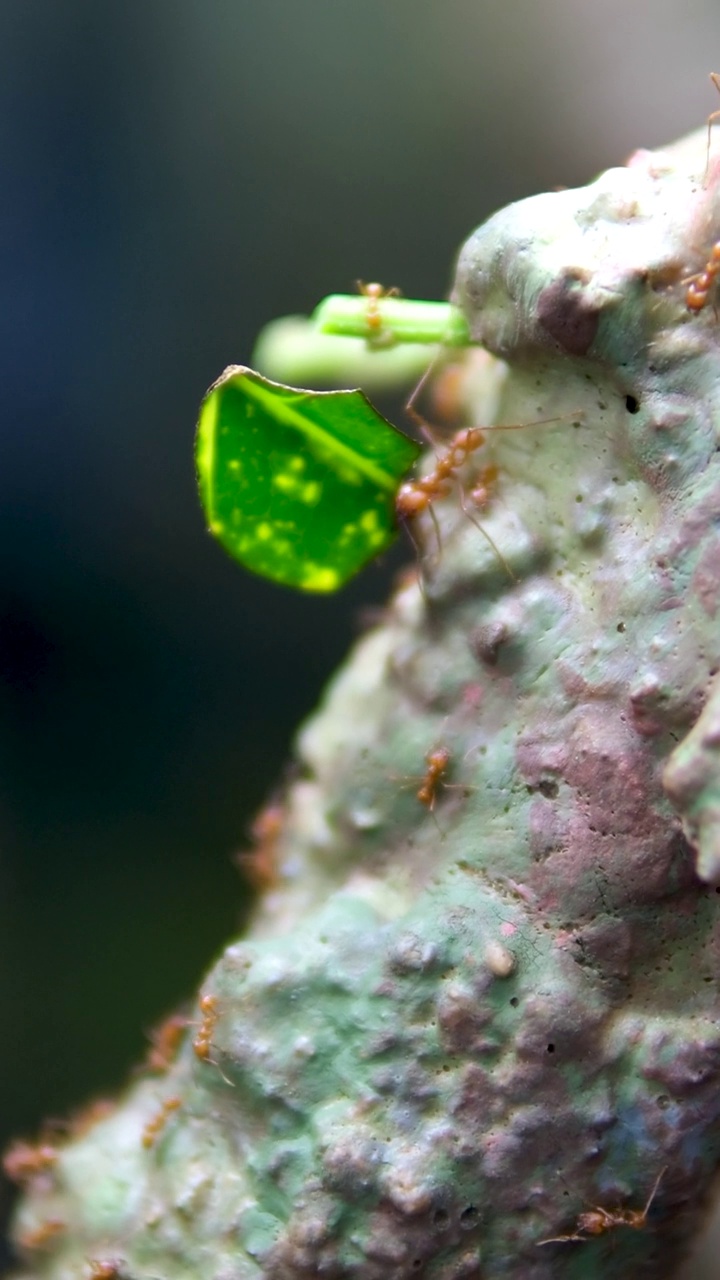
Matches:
[[9, 128, 720, 1279]]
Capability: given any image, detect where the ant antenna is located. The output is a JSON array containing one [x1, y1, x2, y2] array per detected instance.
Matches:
[[705, 71, 720, 183], [640, 1165, 667, 1219], [404, 350, 454, 446], [456, 480, 516, 582]]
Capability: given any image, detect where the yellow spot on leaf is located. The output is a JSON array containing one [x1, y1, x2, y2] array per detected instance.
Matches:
[[304, 566, 341, 592]]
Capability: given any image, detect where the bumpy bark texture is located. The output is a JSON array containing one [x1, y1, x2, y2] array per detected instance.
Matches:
[[10, 130, 720, 1280]]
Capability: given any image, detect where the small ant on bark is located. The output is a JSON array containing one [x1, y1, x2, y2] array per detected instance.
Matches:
[[2, 1137, 58, 1185], [686, 72, 720, 311], [235, 802, 284, 891], [17, 1218, 66, 1252], [143, 1011, 187, 1073], [417, 747, 452, 810], [65, 1097, 115, 1138], [87, 1260, 126, 1280], [193, 993, 219, 1062], [395, 744, 471, 832], [537, 1166, 666, 1246], [685, 242, 720, 312], [141, 1095, 181, 1149]]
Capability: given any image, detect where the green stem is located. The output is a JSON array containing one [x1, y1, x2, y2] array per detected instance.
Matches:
[[312, 295, 471, 346], [252, 317, 441, 390]]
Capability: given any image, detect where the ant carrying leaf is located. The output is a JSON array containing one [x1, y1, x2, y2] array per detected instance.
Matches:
[[197, 290, 576, 593], [197, 292, 466, 592]]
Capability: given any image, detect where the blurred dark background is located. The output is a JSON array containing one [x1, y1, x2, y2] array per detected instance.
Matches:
[[2, 0, 720, 1271]]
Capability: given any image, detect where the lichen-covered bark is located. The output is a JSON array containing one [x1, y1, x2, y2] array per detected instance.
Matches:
[[9, 130, 720, 1279]]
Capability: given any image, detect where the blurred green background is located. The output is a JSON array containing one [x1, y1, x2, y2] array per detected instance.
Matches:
[[2, 0, 720, 1270]]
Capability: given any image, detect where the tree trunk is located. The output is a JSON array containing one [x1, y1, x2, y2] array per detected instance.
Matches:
[[10, 126, 720, 1280]]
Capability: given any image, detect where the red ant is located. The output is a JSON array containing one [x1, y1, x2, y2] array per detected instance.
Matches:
[[17, 1218, 66, 1252], [537, 1166, 666, 1246], [396, 422, 512, 576], [397, 411, 572, 523], [2, 1137, 58, 1185], [87, 1260, 125, 1280], [36, 1097, 116, 1149], [190, 992, 236, 1088], [144, 1011, 187, 1074], [37, 1098, 115, 1148], [141, 1095, 181, 1150], [395, 745, 471, 831], [65, 1097, 115, 1138], [235, 802, 284, 891], [356, 281, 401, 345], [686, 73, 720, 310], [398, 339, 583, 583], [193, 993, 219, 1062], [399, 402, 583, 564], [685, 241, 720, 312], [417, 747, 452, 811], [396, 426, 487, 519]]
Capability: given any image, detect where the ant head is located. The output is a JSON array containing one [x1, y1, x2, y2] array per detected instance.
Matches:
[[426, 746, 451, 771]]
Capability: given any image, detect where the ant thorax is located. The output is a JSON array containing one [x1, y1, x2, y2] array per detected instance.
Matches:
[[356, 280, 401, 347]]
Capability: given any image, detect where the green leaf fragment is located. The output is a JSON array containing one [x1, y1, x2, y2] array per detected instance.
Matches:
[[196, 366, 421, 593]]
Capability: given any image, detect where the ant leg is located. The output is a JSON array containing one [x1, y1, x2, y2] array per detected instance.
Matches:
[[398, 516, 431, 605], [426, 502, 443, 562], [536, 1232, 587, 1246], [479, 410, 583, 437], [404, 351, 458, 448], [457, 481, 516, 583], [705, 73, 720, 183], [428, 807, 446, 838], [405, 359, 441, 445], [640, 1166, 666, 1220], [396, 491, 443, 570]]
